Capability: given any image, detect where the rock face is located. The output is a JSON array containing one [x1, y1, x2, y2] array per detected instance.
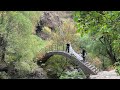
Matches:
[[40, 12, 60, 30], [36, 11, 73, 40], [40, 11, 73, 30], [90, 70, 120, 79]]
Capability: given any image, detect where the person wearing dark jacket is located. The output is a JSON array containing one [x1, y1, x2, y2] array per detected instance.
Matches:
[[82, 49, 86, 61], [66, 43, 70, 53]]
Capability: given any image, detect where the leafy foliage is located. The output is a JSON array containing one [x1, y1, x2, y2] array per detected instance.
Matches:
[[0, 11, 46, 78], [43, 55, 86, 79], [59, 70, 86, 79], [50, 19, 77, 44], [74, 11, 120, 65], [114, 62, 120, 75], [0, 72, 10, 79], [44, 55, 71, 78]]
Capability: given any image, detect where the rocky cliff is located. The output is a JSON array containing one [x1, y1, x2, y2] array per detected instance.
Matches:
[[35, 11, 74, 40]]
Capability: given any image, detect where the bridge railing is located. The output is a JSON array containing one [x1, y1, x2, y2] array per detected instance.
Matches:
[[39, 43, 66, 56], [45, 43, 66, 52]]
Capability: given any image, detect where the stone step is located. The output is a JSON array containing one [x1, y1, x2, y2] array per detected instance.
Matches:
[[88, 65, 95, 68], [82, 64, 97, 73], [95, 69, 99, 73], [84, 62, 90, 64], [89, 66, 96, 70], [90, 67, 96, 71], [84, 63, 91, 66], [83, 61, 99, 72], [93, 69, 99, 74]]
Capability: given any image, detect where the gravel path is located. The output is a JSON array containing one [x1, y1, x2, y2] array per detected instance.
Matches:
[[90, 70, 120, 79]]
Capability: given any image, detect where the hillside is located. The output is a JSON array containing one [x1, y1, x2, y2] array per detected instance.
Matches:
[[0, 11, 120, 79], [35, 11, 74, 40]]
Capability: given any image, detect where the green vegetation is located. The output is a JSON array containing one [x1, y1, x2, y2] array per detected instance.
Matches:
[[114, 62, 120, 75], [0, 11, 47, 78], [41, 19, 84, 79], [74, 11, 120, 71], [43, 55, 86, 79], [0, 11, 120, 79], [59, 70, 86, 79]]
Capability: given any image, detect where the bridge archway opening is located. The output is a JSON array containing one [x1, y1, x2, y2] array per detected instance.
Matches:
[[37, 50, 99, 76], [39, 55, 86, 79]]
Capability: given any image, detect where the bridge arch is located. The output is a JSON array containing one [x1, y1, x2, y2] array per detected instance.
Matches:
[[37, 51, 99, 75]]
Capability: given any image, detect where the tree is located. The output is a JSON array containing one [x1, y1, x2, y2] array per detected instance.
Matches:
[[74, 11, 120, 64], [0, 11, 45, 78]]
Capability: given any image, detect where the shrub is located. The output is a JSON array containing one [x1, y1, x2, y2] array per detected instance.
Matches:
[[0, 72, 10, 79], [59, 70, 86, 79], [114, 62, 120, 75]]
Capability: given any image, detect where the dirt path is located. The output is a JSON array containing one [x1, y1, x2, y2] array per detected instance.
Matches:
[[90, 70, 120, 79]]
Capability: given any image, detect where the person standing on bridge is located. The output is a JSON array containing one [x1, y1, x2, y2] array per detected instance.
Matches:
[[82, 49, 87, 61], [66, 43, 70, 53]]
